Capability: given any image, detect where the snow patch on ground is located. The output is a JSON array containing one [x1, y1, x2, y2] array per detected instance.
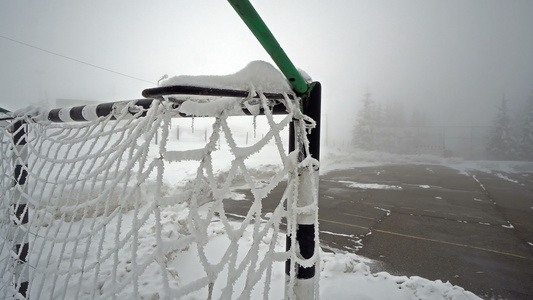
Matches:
[[321, 231, 357, 238], [374, 207, 392, 216], [321, 252, 480, 300], [502, 222, 514, 229], [338, 180, 402, 190], [495, 172, 519, 183], [227, 191, 246, 200]]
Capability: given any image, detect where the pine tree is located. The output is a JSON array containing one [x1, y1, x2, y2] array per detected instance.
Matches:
[[352, 91, 377, 150], [518, 87, 533, 160], [486, 96, 517, 159]]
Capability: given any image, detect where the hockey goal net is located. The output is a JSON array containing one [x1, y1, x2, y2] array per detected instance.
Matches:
[[0, 63, 320, 299]]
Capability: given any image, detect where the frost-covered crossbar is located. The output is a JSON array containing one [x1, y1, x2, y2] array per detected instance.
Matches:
[[142, 85, 295, 100], [1, 84, 320, 299], [42, 92, 289, 124], [46, 99, 154, 123]]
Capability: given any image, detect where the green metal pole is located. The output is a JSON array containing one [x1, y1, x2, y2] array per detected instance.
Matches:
[[228, 0, 309, 95]]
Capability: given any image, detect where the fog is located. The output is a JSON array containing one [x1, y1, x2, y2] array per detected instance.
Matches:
[[1, 1, 532, 148]]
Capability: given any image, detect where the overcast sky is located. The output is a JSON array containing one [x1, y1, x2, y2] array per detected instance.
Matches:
[[1, 1, 532, 140]]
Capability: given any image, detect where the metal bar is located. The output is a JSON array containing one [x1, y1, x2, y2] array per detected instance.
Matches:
[[227, 0, 309, 95], [12, 120, 29, 298], [45, 99, 289, 123], [47, 99, 155, 123], [304, 82, 321, 160], [286, 82, 321, 298], [142, 85, 294, 100], [6, 85, 296, 124], [143, 85, 248, 99]]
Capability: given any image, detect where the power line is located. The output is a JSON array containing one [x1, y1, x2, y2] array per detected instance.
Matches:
[[0, 35, 156, 85]]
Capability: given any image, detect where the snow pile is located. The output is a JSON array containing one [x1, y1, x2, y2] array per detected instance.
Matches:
[[321, 252, 480, 300], [337, 180, 403, 190], [162, 60, 294, 93]]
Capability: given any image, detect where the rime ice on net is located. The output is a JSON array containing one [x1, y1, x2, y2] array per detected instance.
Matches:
[[0, 61, 319, 299]]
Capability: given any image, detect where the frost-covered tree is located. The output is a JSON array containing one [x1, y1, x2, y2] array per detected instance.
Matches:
[[486, 96, 517, 159], [518, 87, 533, 160], [352, 91, 377, 150]]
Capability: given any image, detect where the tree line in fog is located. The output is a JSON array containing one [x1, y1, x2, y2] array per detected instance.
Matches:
[[485, 89, 533, 161], [352, 87, 533, 161]]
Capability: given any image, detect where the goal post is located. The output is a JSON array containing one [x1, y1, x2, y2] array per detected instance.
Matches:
[[287, 82, 321, 299], [10, 119, 30, 298], [228, 1, 321, 297]]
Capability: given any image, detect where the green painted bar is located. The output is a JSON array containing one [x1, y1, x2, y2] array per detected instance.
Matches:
[[228, 0, 308, 95]]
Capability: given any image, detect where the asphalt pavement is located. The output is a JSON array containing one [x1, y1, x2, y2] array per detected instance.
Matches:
[[319, 164, 533, 300], [224, 164, 533, 299]]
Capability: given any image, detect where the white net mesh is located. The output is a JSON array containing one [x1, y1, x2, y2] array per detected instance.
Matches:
[[0, 91, 319, 299]]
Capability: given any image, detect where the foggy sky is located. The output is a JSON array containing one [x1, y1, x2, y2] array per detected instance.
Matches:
[[1, 1, 532, 142]]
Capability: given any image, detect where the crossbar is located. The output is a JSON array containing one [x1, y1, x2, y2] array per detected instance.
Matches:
[[1, 86, 294, 123], [36, 89, 292, 123], [142, 85, 294, 100]]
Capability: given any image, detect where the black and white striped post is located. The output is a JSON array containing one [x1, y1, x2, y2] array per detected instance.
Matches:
[[46, 99, 154, 122], [12, 119, 29, 298], [287, 82, 321, 299]]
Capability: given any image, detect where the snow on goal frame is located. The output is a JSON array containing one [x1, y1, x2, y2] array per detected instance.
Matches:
[[0, 66, 321, 299]]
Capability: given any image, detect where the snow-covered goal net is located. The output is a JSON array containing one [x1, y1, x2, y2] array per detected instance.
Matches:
[[0, 61, 320, 299]]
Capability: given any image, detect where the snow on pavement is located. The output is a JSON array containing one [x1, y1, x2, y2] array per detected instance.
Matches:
[[336, 180, 403, 190]]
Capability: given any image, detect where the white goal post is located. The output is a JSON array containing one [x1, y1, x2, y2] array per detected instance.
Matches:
[[1, 73, 321, 299]]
